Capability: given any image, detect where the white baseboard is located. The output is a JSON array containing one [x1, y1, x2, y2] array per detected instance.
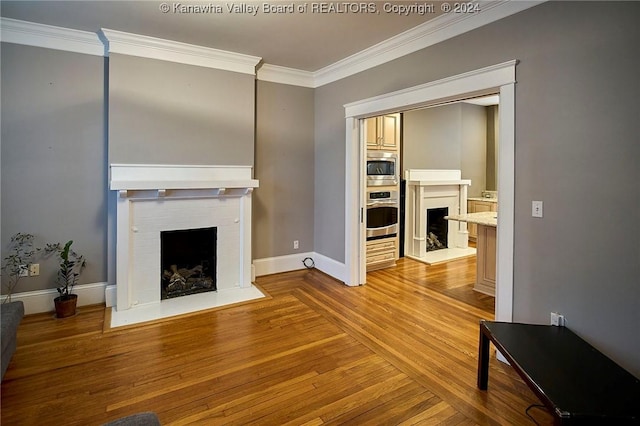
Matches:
[[312, 252, 347, 283], [253, 252, 347, 284], [253, 252, 315, 277], [7, 282, 108, 315], [10, 253, 348, 315], [105, 284, 117, 308]]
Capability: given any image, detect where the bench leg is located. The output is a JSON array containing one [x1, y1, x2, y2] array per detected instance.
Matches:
[[477, 326, 490, 390]]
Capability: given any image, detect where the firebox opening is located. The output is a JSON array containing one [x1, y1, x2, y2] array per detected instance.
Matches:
[[426, 207, 448, 252], [161, 227, 217, 300]]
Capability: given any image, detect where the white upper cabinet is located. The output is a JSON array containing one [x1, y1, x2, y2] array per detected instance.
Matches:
[[365, 113, 400, 151]]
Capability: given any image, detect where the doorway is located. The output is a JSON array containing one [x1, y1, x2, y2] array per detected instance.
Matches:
[[344, 61, 516, 323]]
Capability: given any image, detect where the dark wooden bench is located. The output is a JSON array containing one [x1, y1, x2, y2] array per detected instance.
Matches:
[[477, 320, 640, 425]]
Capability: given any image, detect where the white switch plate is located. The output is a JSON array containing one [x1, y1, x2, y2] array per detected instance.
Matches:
[[532, 201, 543, 218]]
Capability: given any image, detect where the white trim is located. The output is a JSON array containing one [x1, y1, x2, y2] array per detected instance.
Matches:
[[344, 61, 516, 323], [253, 252, 315, 277], [8, 282, 108, 315], [253, 252, 346, 284], [0, 17, 104, 56], [109, 164, 258, 191], [257, 64, 315, 88], [99, 28, 261, 75], [495, 83, 515, 323], [105, 284, 117, 308], [313, 252, 347, 283], [314, 0, 542, 87], [344, 117, 366, 286], [344, 60, 516, 118]]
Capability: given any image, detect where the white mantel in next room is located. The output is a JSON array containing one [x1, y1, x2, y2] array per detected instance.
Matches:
[[108, 164, 261, 327], [404, 169, 475, 264]]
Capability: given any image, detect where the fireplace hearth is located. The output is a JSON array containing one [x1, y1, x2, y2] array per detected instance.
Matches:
[[161, 227, 217, 299]]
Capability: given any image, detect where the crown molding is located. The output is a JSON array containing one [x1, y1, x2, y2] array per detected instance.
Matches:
[[2, 0, 543, 85], [257, 64, 315, 88], [100, 28, 261, 75], [0, 17, 104, 56], [313, 0, 544, 87]]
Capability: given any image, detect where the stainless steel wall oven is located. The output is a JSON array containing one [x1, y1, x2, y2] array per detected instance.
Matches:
[[366, 190, 399, 240]]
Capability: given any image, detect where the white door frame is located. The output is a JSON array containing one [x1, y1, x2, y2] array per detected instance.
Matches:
[[344, 60, 517, 322]]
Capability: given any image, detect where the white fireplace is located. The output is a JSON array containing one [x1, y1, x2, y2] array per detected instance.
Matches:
[[405, 169, 475, 264], [108, 164, 262, 327]]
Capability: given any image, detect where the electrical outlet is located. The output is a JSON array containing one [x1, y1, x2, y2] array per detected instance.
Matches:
[[29, 263, 40, 277], [293, 240, 299, 250], [532, 200, 543, 218], [550, 312, 565, 327]]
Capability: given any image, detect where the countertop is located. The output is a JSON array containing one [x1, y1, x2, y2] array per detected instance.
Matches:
[[468, 197, 498, 203], [446, 211, 497, 227]]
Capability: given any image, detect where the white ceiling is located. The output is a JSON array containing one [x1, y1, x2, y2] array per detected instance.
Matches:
[[0, 1, 444, 71]]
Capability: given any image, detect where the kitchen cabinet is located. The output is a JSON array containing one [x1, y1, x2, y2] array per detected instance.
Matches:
[[443, 211, 497, 296], [475, 224, 496, 296], [365, 114, 400, 151], [467, 199, 497, 241], [366, 237, 397, 271], [364, 113, 401, 271]]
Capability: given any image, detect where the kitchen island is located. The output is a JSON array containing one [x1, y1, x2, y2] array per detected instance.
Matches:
[[445, 211, 497, 296]]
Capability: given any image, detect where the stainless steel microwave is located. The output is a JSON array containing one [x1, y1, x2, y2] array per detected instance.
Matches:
[[366, 151, 398, 187]]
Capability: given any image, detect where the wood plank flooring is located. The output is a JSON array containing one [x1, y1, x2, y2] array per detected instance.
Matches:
[[1, 257, 553, 425]]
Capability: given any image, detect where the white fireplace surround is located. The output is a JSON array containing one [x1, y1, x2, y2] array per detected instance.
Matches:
[[109, 164, 259, 321], [405, 169, 475, 264]]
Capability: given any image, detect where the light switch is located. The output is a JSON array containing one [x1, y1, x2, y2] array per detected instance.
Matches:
[[532, 201, 543, 218]]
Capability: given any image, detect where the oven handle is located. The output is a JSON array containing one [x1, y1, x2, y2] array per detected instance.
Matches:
[[366, 224, 398, 239]]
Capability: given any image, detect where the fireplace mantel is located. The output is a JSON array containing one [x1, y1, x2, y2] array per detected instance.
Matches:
[[404, 169, 475, 264], [405, 169, 471, 188], [110, 164, 258, 193], [108, 164, 260, 325]]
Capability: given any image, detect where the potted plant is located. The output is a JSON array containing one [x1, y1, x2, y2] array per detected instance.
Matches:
[[1, 233, 39, 303], [44, 240, 86, 318]]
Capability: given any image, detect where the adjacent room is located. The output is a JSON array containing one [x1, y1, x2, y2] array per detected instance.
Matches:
[[2, 1, 639, 424]]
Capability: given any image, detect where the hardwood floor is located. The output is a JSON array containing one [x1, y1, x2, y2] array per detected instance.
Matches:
[[1, 258, 553, 425]]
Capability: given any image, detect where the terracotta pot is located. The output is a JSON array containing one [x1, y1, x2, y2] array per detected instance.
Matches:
[[54, 294, 78, 318]]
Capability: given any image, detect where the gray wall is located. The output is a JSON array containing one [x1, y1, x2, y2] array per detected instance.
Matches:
[[314, 1, 640, 376], [108, 54, 255, 166], [460, 103, 487, 198], [254, 81, 315, 258], [485, 105, 499, 191], [1, 43, 107, 292], [403, 103, 487, 197], [403, 105, 462, 171]]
